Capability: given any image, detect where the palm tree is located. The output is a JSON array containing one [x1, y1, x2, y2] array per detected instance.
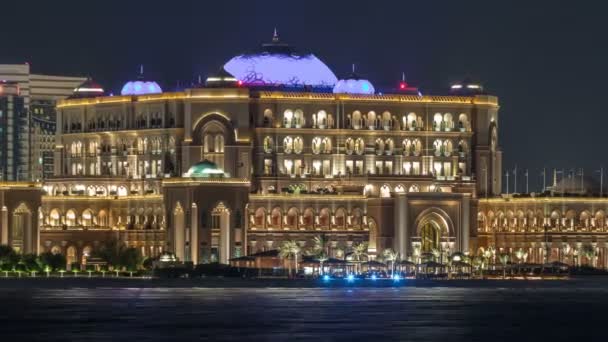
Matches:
[[486, 246, 497, 264], [431, 248, 441, 263], [279, 240, 301, 278], [312, 234, 330, 273], [580, 244, 596, 267], [351, 242, 368, 274], [383, 248, 399, 276], [498, 253, 510, 279], [515, 248, 526, 264], [473, 255, 486, 278], [312, 234, 329, 256]]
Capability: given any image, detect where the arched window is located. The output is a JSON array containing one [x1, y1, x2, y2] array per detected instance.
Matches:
[[317, 110, 328, 128], [319, 208, 330, 227], [407, 112, 418, 130], [303, 208, 314, 228], [82, 209, 94, 227], [458, 140, 468, 157], [385, 138, 394, 155], [271, 208, 282, 228], [433, 113, 443, 131], [283, 109, 293, 128], [395, 184, 405, 193], [443, 113, 453, 131], [88, 141, 98, 155], [367, 111, 376, 130], [411, 139, 422, 156], [381, 111, 391, 130], [214, 135, 224, 153], [49, 209, 61, 227], [352, 111, 362, 129], [335, 208, 346, 227], [263, 109, 274, 127], [355, 138, 365, 155], [433, 139, 443, 156], [294, 109, 304, 128], [66, 209, 77, 227], [380, 184, 391, 198], [283, 136, 294, 154], [286, 208, 298, 228], [312, 137, 322, 154], [254, 208, 266, 227], [458, 113, 469, 131], [345, 138, 355, 155], [403, 139, 412, 156], [443, 140, 453, 157], [321, 137, 332, 154], [263, 136, 273, 153], [293, 136, 303, 154], [375, 138, 384, 155], [409, 184, 420, 192]]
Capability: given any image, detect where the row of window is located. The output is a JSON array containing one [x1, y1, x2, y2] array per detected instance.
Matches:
[[69, 137, 176, 156], [264, 158, 466, 177], [263, 136, 469, 157], [266, 109, 471, 132]]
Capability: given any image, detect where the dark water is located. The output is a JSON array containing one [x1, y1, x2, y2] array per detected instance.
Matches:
[[0, 278, 606, 341]]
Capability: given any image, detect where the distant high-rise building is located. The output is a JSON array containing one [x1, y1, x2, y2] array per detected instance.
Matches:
[[0, 64, 85, 180], [0, 81, 26, 181]]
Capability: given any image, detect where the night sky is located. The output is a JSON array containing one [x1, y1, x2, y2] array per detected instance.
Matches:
[[2, 0, 607, 191]]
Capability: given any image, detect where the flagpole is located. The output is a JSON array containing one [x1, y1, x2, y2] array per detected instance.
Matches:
[[505, 170, 509, 195], [513, 165, 517, 194], [542, 167, 546, 193], [581, 168, 584, 193], [525, 169, 529, 194]]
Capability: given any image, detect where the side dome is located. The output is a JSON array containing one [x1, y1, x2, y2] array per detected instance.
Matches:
[[333, 69, 375, 95], [224, 30, 337, 88], [120, 65, 162, 96], [70, 78, 105, 98], [185, 159, 225, 178]]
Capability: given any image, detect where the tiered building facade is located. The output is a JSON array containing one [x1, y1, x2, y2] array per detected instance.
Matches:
[[1, 35, 606, 269]]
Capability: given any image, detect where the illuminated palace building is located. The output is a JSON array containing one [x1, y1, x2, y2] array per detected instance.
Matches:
[[2, 33, 606, 268]]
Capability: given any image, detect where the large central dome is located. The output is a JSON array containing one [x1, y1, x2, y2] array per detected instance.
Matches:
[[224, 31, 338, 88]]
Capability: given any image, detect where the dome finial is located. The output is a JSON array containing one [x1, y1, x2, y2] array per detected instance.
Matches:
[[140, 64, 144, 75], [272, 28, 279, 42], [352, 63, 356, 74]]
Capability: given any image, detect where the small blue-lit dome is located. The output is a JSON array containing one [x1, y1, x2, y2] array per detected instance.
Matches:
[[120, 65, 162, 96], [333, 69, 375, 95], [224, 30, 337, 88], [184, 159, 225, 178]]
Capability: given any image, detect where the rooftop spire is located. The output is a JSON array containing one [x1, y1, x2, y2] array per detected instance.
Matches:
[[402, 72, 406, 82], [352, 63, 356, 73], [272, 28, 279, 43]]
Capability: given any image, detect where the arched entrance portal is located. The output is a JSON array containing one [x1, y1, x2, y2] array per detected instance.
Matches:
[[420, 222, 441, 253], [414, 208, 453, 259], [12, 203, 32, 253]]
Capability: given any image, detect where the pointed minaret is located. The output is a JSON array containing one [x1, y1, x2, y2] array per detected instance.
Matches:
[[272, 28, 279, 43]]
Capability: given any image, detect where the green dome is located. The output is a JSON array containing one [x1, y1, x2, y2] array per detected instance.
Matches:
[[185, 159, 225, 178]]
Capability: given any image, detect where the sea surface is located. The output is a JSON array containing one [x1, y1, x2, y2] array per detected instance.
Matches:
[[0, 277, 605, 341]]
